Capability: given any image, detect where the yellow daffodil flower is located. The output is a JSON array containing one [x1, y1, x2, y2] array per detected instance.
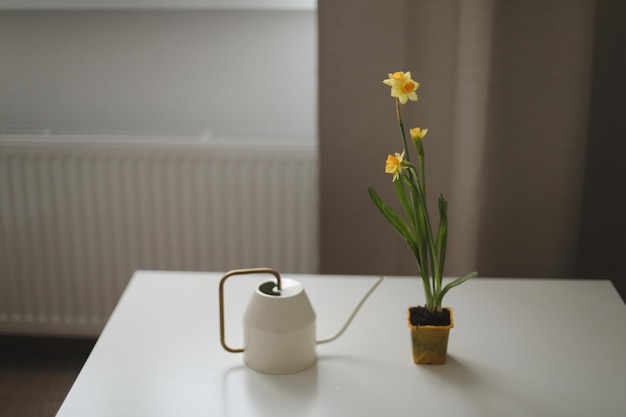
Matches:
[[410, 127, 428, 140], [385, 151, 406, 182], [383, 71, 419, 105]]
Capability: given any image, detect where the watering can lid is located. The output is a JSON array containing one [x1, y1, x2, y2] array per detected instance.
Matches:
[[257, 277, 303, 298]]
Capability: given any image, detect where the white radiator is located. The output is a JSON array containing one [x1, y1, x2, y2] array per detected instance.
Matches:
[[0, 128, 318, 336]]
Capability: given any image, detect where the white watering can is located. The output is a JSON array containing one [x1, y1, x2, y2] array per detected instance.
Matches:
[[219, 268, 383, 374]]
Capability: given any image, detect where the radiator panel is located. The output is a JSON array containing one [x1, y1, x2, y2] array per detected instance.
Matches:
[[0, 139, 318, 336]]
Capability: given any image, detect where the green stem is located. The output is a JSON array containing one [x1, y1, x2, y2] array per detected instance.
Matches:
[[401, 172, 427, 277], [415, 138, 426, 198], [409, 165, 440, 312], [419, 260, 432, 308], [394, 98, 451, 313], [396, 99, 410, 162]]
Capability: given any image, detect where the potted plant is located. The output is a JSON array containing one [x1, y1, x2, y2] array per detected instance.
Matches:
[[368, 71, 478, 364]]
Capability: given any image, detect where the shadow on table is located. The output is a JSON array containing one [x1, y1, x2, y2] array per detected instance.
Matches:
[[420, 355, 561, 416], [220, 360, 319, 417], [220, 354, 382, 416]]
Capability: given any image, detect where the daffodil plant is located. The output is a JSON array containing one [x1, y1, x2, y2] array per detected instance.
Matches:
[[368, 71, 477, 314]]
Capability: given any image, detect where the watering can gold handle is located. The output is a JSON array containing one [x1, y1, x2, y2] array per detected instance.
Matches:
[[218, 267, 282, 353]]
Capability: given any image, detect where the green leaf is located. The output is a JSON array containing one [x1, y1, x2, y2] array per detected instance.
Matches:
[[414, 139, 426, 191], [406, 171, 437, 283], [394, 176, 415, 231], [436, 194, 448, 278], [439, 271, 478, 301], [400, 174, 428, 267], [402, 174, 424, 235], [367, 185, 418, 256]]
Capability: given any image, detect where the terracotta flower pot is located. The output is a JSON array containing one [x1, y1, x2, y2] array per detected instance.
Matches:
[[407, 307, 453, 365]]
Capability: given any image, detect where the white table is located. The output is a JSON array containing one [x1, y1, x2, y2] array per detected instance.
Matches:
[[57, 271, 626, 417]]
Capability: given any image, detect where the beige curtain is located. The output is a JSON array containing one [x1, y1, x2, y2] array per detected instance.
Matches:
[[319, 0, 626, 300]]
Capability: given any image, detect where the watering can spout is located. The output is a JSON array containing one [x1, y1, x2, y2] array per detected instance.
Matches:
[[218, 268, 384, 374], [316, 276, 384, 345]]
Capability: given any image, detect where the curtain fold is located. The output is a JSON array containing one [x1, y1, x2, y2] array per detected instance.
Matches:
[[319, 0, 625, 300], [475, 0, 595, 278]]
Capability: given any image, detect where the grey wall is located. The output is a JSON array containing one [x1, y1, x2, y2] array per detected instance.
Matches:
[[0, 10, 317, 135], [318, 0, 626, 304]]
